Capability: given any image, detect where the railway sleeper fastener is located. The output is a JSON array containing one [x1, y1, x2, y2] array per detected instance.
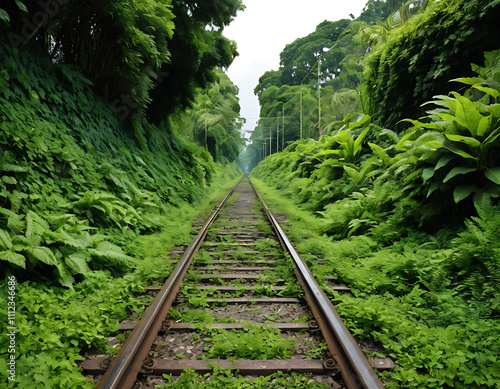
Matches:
[[323, 358, 338, 371], [161, 319, 173, 332], [100, 356, 113, 370], [308, 319, 320, 331], [140, 358, 156, 375]]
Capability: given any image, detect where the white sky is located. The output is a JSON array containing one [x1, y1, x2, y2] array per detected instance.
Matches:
[[223, 0, 368, 138]]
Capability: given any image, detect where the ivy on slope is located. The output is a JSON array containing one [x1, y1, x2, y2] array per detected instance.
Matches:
[[364, 0, 500, 129], [0, 35, 221, 287]]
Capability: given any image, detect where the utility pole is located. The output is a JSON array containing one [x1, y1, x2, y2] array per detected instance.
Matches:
[[300, 84, 303, 140], [269, 126, 272, 155], [318, 59, 322, 138], [276, 118, 279, 153], [282, 103, 285, 151]]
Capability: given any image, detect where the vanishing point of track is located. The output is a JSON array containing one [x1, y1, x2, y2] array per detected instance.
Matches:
[[82, 176, 384, 388]]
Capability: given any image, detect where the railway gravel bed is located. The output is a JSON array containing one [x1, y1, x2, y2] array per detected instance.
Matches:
[[81, 176, 386, 388]]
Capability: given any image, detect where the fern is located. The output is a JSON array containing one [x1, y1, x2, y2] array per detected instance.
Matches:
[[64, 252, 90, 276], [0, 228, 12, 250], [449, 206, 500, 317], [0, 250, 25, 268]]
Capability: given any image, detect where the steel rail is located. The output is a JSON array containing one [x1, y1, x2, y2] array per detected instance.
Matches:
[[249, 178, 384, 389], [95, 177, 243, 389]]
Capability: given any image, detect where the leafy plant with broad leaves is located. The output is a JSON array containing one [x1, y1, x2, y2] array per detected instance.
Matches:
[[311, 113, 372, 170], [395, 77, 500, 209], [0, 207, 136, 287]]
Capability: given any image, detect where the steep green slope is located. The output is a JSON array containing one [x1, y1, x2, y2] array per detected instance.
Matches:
[[251, 54, 500, 387], [0, 36, 234, 284], [0, 31, 242, 388]]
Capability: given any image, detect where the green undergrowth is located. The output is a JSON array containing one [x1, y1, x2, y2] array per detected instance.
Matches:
[[157, 368, 328, 389], [201, 323, 297, 360], [249, 178, 500, 388], [1, 157, 241, 384], [0, 25, 248, 389], [0, 170, 241, 388], [0, 34, 244, 286], [249, 56, 500, 386]]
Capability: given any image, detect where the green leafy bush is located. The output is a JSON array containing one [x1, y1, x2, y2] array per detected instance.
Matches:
[[250, 59, 500, 386], [364, 0, 500, 129], [0, 33, 235, 286]]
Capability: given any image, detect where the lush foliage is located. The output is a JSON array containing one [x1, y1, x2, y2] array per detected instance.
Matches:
[[358, 0, 412, 23], [0, 34, 232, 284], [0, 169, 241, 388], [146, 0, 244, 123], [250, 53, 500, 387], [203, 324, 297, 360], [250, 172, 500, 387], [364, 0, 500, 129], [170, 70, 245, 163], [0, 1, 246, 388], [157, 369, 328, 389], [254, 19, 352, 93], [247, 0, 431, 170], [249, 1, 500, 387], [0, 0, 244, 127]]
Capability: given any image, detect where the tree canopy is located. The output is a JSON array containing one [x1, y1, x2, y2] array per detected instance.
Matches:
[[0, 0, 244, 126], [364, 0, 500, 128], [171, 70, 245, 163], [147, 0, 243, 124]]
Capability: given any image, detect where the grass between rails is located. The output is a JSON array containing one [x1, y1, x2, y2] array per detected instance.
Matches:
[[0, 170, 242, 389], [157, 369, 329, 389], [249, 177, 500, 388]]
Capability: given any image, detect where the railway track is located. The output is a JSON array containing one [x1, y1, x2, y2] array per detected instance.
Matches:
[[81, 176, 385, 388]]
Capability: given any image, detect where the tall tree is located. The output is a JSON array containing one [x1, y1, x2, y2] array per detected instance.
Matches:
[[1, 0, 244, 127], [279, 19, 352, 86], [2, 0, 175, 120], [171, 70, 245, 163], [254, 19, 352, 97], [357, 0, 408, 24], [147, 0, 244, 124]]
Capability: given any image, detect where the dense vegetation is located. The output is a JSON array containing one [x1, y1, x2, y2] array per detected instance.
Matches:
[[0, 1, 245, 388], [240, 0, 500, 171], [364, 0, 500, 128], [250, 0, 500, 386], [2, 0, 500, 387]]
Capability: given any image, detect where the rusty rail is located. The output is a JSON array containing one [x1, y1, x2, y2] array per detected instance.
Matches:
[[249, 178, 384, 389], [95, 178, 242, 389], [94, 175, 384, 388]]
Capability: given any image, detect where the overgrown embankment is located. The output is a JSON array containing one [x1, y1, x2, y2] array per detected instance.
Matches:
[[0, 33, 241, 388], [250, 56, 500, 386]]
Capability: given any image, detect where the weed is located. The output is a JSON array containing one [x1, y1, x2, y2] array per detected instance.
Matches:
[[256, 219, 274, 236], [193, 250, 213, 265], [304, 342, 328, 359], [158, 369, 329, 388], [249, 176, 500, 387], [202, 323, 297, 359]]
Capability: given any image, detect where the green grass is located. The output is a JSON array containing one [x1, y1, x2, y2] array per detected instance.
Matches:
[[202, 323, 297, 360], [157, 369, 329, 389]]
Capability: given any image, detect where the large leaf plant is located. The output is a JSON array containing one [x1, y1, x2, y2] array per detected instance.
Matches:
[[395, 74, 500, 209]]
